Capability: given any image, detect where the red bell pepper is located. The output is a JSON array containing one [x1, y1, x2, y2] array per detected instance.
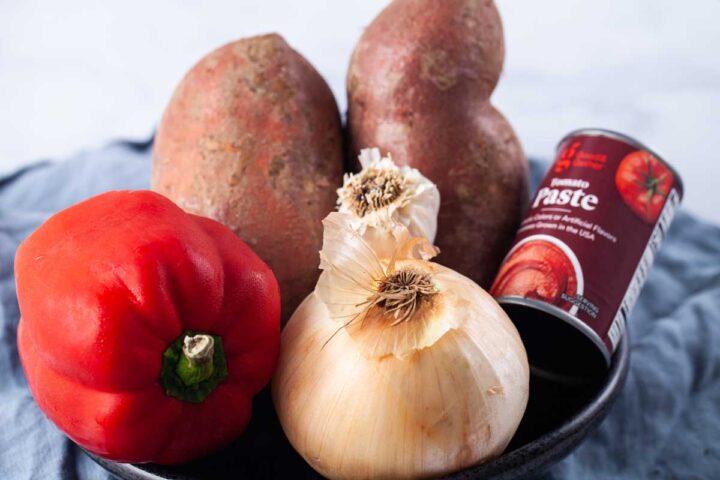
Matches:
[[15, 190, 280, 464]]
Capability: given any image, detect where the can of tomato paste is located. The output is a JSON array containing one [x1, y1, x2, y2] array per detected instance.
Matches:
[[491, 129, 683, 382]]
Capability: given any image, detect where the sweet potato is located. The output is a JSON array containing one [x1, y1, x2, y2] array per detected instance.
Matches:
[[347, 0, 528, 288], [152, 34, 343, 320]]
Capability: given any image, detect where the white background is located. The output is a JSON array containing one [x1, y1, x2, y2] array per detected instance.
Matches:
[[1, 0, 718, 222]]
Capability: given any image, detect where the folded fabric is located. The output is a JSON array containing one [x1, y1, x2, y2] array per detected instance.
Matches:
[[0, 140, 717, 479]]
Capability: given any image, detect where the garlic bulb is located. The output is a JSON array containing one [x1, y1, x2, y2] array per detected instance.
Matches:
[[337, 148, 440, 250], [273, 213, 529, 480]]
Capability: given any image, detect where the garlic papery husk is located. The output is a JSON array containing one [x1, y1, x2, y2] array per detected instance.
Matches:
[[337, 148, 440, 249], [273, 213, 529, 480]]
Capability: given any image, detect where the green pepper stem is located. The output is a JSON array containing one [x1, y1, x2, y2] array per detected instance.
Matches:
[[161, 331, 228, 403], [175, 334, 215, 386], [183, 334, 215, 367]]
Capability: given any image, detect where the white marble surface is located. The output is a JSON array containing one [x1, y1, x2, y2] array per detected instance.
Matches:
[[1, 0, 719, 222]]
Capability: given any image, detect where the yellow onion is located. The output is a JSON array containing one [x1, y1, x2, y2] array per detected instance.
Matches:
[[273, 213, 529, 479]]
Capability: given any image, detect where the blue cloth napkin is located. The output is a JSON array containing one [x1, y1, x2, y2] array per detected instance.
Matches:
[[0, 140, 718, 479]]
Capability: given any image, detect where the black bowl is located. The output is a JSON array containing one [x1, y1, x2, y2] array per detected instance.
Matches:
[[88, 334, 629, 480]]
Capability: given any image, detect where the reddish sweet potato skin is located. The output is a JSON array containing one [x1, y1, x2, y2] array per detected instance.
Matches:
[[347, 0, 528, 288], [152, 34, 343, 320]]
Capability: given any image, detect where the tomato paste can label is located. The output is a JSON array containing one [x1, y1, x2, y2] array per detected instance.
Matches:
[[491, 129, 682, 378]]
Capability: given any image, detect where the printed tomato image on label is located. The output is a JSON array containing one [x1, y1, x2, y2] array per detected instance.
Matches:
[[492, 129, 683, 382], [615, 150, 675, 223], [491, 236, 581, 314]]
